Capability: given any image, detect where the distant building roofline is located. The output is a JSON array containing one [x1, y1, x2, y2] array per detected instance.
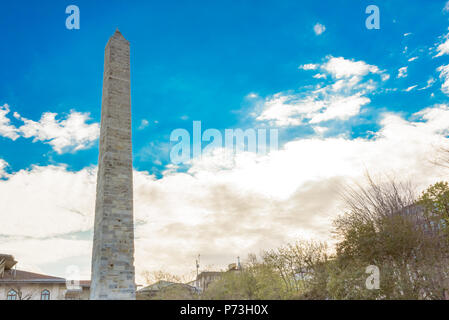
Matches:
[[0, 269, 90, 287]]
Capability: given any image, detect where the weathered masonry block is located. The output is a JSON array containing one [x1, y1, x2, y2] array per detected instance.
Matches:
[[90, 30, 136, 300]]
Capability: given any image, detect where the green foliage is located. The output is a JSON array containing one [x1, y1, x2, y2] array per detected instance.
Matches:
[[330, 179, 449, 300], [202, 255, 287, 300], [419, 181, 449, 236], [202, 242, 330, 300], [151, 284, 199, 300]]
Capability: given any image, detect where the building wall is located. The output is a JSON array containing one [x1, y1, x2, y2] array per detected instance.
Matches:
[[0, 283, 91, 300], [0, 283, 67, 300], [65, 287, 91, 300]]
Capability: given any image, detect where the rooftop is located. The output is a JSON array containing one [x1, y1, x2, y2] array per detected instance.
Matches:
[[0, 269, 66, 283]]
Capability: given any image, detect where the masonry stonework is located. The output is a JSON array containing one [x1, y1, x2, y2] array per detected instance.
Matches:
[[90, 30, 136, 300]]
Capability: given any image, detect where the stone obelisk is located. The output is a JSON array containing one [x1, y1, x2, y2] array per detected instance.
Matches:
[[90, 30, 135, 300]]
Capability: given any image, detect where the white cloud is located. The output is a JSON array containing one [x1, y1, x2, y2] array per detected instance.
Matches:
[[444, 1, 449, 13], [256, 93, 320, 126], [397, 66, 408, 78], [419, 78, 436, 91], [299, 64, 318, 70], [17, 110, 100, 154], [404, 85, 418, 92], [246, 93, 259, 99], [404, 32, 412, 37], [1, 105, 448, 278], [0, 104, 20, 140], [0, 165, 97, 238], [0, 159, 8, 178], [322, 57, 380, 79], [435, 33, 449, 57], [313, 73, 327, 79], [0, 104, 100, 154], [256, 56, 382, 127], [408, 56, 418, 62], [437, 64, 449, 94], [138, 119, 149, 130], [313, 23, 326, 35], [312, 126, 328, 135], [309, 94, 370, 123]]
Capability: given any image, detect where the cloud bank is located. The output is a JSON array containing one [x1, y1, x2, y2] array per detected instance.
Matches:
[[1, 104, 448, 279], [0, 104, 99, 154], [257, 56, 384, 127]]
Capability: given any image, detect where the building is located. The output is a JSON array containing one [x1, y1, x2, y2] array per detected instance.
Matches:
[[0, 254, 90, 300], [136, 280, 198, 300], [188, 271, 223, 293], [188, 261, 242, 292]]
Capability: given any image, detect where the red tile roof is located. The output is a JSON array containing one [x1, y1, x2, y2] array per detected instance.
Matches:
[[0, 269, 66, 283]]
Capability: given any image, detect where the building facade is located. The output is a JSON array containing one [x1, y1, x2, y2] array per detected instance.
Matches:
[[0, 254, 90, 300]]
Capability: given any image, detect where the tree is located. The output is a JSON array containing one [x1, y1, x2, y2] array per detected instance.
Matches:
[[419, 181, 449, 236], [417, 181, 449, 299], [202, 254, 285, 300], [433, 146, 449, 169], [203, 242, 330, 300], [138, 270, 199, 300], [332, 176, 449, 299], [262, 241, 329, 299]]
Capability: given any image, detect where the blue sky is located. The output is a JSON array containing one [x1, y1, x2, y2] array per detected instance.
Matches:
[[1, 0, 448, 173], [1, 1, 449, 280]]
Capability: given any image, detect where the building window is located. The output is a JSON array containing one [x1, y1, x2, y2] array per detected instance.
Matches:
[[7, 289, 17, 300], [41, 289, 50, 300]]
